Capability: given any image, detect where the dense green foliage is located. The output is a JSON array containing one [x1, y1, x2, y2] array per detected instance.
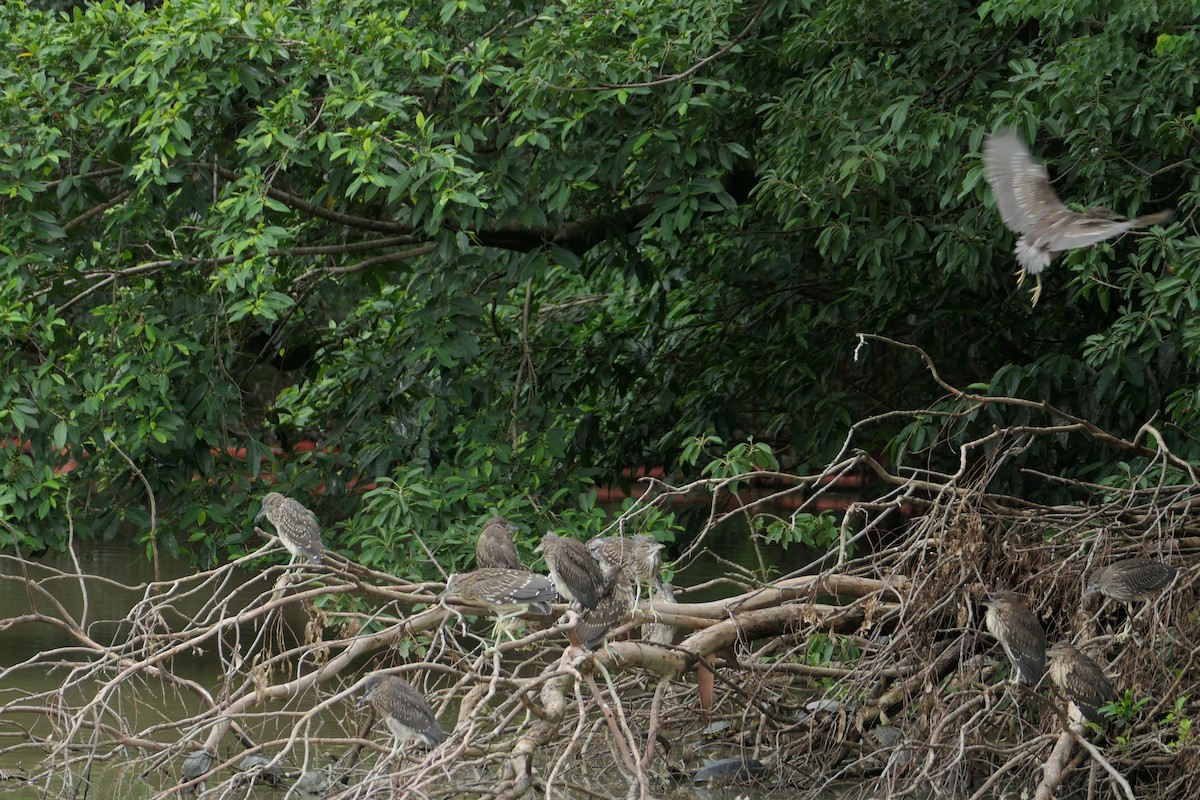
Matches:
[[1, 0, 1196, 567]]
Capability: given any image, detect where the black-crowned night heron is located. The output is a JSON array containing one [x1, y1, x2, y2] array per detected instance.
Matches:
[[1085, 557, 1177, 638], [575, 566, 638, 650], [588, 535, 666, 591], [535, 532, 605, 609], [1047, 642, 1116, 726], [475, 516, 527, 571], [1085, 557, 1176, 605], [642, 581, 679, 646], [439, 568, 558, 643], [982, 128, 1173, 306], [255, 491, 324, 564], [180, 749, 214, 794], [980, 591, 1046, 685], [359, 674, 446, 751]]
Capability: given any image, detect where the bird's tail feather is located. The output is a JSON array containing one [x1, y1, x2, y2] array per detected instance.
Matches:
[[1132, 209, 1174, 228]]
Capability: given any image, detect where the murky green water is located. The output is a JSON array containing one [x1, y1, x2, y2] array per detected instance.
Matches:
[[0, 513, 829, 798]]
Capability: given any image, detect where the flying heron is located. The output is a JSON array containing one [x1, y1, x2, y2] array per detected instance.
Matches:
[[439, 568, 558, 644], [575, 566, 638, 650], [535, 532, 606, 610], [359, 673, 446, 753], [982, 128, 1173, 306], [255, 491, 325, 565], [475, 516, 527, 571], [980, 591, 1046, 685], [1047, 642, 1116, 726]]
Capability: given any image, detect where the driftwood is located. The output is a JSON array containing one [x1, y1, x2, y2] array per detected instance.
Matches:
[[0, 337, 1197, 798]]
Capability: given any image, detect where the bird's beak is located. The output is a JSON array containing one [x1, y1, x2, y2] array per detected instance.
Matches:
[[533, 542, 544, 553], [254, 507, 265, 522]]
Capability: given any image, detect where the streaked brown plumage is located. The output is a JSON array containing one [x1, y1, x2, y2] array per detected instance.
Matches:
[[1047, 642, 1116, 725], [642, 581, 679, 646], [980, 591, 1046, 685], [588, 535, 665, 589], [982, 128, 1173, 306], [439, 568, 557, 616], [575, 566, 637, 650], [256, 491, 324, 564], [360, 673, 446, 748], [475, 516, 527, 571], [1084, 558, 1176, 603], [535, 532, 605, 609]]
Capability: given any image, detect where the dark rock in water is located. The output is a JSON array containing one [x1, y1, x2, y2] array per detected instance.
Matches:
[[692, 757, 770, 785]]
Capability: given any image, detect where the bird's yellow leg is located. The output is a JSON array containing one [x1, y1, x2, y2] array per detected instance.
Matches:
[[1014, 267, 1027, 287], [1030, 274, 1043, 307]]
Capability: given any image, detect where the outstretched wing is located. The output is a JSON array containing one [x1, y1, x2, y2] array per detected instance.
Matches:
[[983, 129, 1070, 235]]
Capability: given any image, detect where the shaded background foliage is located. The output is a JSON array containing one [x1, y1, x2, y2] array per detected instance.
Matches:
[[1, 0, 1197, 568]]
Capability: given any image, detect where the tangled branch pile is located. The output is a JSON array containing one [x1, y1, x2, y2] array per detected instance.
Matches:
[[1, 349, 1197, 799]]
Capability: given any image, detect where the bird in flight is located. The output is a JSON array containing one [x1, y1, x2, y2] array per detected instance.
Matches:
[[982, 128, 1172, 306]]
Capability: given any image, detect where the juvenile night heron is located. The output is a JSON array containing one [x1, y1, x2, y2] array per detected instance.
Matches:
[[588, 535, 666, 592], [1085, 557, 1176, 606], [359, 673, 446, 751], [475, 516, 527, 571], [982, 128, 1173, 306], [1047, 642, 1116, 726], [575, 566, 638, 650], [439, 568, 558, 643], [642, 582, 679, 646], [980, 591, 1046, 685], [256, 491, 324, 565], [536, 532, 606, 609], [1085, 557, 1177, 637]]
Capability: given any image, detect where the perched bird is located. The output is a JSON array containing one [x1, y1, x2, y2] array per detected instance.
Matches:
[[475, 516, 527, 571], [575, 566, 638, 650], [980, 591, 1046, 685], [1085, 557, 1177, 637], [180, 749, 214, 794], [1085, 557, 1176, 605], [255, 491, 325, 565], [536, 532, 606, 609], [588, 535, 666, 591], [440, 568, 558, 644], [359, 673, 446, 751], [1047, 642, 1117, 726], [982, 128, 1173, 306], [642, 581, 680, 646]]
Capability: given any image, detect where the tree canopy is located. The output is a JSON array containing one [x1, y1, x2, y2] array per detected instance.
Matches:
[[2, 3, 1200, 799], [1, 0, 1197, 566]]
